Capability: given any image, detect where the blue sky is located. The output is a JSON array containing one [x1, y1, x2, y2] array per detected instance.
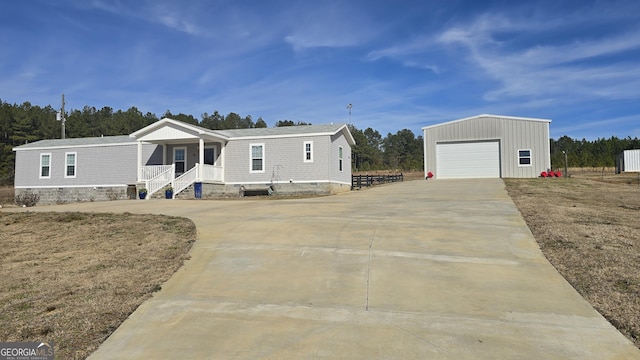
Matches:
[[1, 0, 640, 140]]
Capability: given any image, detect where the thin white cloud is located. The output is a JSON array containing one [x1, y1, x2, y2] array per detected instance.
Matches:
[[83, 0, 204, 36], [370, 7, 640, 106], [282, 2, 377, 51], [517, 33, 640, 67], [154, 13, 201, 36], [553, 114, 640, 135]]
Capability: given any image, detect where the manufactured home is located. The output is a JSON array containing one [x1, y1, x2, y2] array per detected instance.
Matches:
[[14, 119, 354, 204]]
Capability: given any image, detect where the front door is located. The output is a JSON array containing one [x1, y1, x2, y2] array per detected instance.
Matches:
[[174, 147, 186, 175]]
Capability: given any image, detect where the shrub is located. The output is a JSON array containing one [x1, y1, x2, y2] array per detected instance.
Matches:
[[106, 188, 122, 201], [15, 192, 40, 207]]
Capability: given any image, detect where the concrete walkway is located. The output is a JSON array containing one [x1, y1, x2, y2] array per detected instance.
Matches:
[[17, 179, 640, 359]]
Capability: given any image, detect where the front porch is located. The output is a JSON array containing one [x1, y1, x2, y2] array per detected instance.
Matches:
[[131, 118, 230, 199], [138, 164, 223, 199]]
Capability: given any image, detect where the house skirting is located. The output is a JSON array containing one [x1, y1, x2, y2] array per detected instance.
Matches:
[[176, 181, 351, 199], [14, 182, 352, 204], [15, 185, 134, 205]]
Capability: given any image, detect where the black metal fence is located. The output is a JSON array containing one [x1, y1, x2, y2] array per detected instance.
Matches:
[[352, 173, 403, 190]]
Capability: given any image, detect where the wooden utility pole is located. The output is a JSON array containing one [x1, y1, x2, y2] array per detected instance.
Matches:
[[57, 94, 66, 139]]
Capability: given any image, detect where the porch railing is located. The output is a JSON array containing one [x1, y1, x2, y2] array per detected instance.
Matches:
[[173, 166, 199, 198], [202, 164, 223, 182], [140, 164, 223, 199], [146, 165, 174, 198], [140, 165, 173, 181]]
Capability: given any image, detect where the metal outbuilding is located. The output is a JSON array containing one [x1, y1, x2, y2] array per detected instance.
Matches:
[[616, 149, 640, 173], [422, 114, 551, 179]]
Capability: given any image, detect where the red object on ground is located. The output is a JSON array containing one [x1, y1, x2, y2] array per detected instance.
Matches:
[[540, 171, 548, 177], [427, 171, 433, 179], [555, 171, 562, 177]]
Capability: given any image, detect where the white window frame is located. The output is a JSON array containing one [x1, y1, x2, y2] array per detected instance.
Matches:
[[338, 146, 343, 172], [304, 141, 313, 163], [65, 152, 77, 178], [39, 153, 51, 179], [174, 147, 187, 174], [518, 149, 532, 167], [250, 143, 265, 173]]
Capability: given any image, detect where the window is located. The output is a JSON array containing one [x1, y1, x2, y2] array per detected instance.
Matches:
[[338, 146, 343, 172], [518, 149, 532, 166], [250, 144, 264, 173], [174, 147, 186, 174], [65, 152, 77, 178], [40, 153, 51, 179], [304, 141, 313, 162], [204, 147, 216, 165]]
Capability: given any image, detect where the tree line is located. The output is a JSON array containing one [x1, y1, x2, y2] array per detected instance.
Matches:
[[551, 136, 640, 169], [1, 99, 638, 184]]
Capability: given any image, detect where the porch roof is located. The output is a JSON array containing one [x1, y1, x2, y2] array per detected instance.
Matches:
[[130, 118, 356, 145], [129, 118, 229, 143], [217, 123, 355, 145]]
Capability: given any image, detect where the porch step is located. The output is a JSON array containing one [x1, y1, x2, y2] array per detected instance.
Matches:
[[175, 183, 195, 199]]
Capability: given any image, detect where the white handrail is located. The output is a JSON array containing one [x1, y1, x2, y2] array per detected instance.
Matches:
[[173, 165, 199, 198], [146, 165, 174, 198]]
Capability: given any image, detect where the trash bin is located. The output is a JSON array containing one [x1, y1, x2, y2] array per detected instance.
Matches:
[[194, 182, 202, 199]]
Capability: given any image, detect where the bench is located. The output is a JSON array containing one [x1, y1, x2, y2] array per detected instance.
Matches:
[[239, 185, 274, 197]]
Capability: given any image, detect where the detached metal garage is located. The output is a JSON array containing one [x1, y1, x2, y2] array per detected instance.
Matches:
[[423, 114, 551, 179]]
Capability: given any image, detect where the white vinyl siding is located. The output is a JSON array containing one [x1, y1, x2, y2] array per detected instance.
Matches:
[[250, 143, 265, 173], [14, 142, 160, 188], [304, 141, 313, 163], [40, 153, 51, 179], [436, 141, 500, 179], [65, 152, 77, 178], [518, 149, 532, 166]]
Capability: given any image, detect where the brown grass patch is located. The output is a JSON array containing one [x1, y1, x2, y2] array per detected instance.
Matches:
[[0, 186, 14, 207], [504, 176, 640, 347], [0, 212, 196, 359]]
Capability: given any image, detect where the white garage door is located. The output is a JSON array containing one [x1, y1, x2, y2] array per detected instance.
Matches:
[[436, 141, 500, 179]]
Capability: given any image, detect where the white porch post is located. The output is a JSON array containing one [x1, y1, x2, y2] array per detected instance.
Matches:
[[137, 141, 143, 182], [198, 138, 204, 182], [220, 142, 226, 182], [162, 144, 167, 165]]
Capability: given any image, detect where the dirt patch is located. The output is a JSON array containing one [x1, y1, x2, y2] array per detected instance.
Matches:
[[0, 211, 196, 359], [504, 176, 640, 348]]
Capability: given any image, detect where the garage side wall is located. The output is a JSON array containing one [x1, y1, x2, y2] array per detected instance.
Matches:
[[501, 118, 551, 177], [424, 116, 550, 179]]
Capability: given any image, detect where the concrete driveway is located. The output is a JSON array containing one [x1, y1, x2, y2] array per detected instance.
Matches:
[[17, 179, 640, 359]]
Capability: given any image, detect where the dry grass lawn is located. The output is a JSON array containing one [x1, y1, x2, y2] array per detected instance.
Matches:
[[505, 170, 640, 348], [0, 185, 14, 207], [0, 211, 196, 359]]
